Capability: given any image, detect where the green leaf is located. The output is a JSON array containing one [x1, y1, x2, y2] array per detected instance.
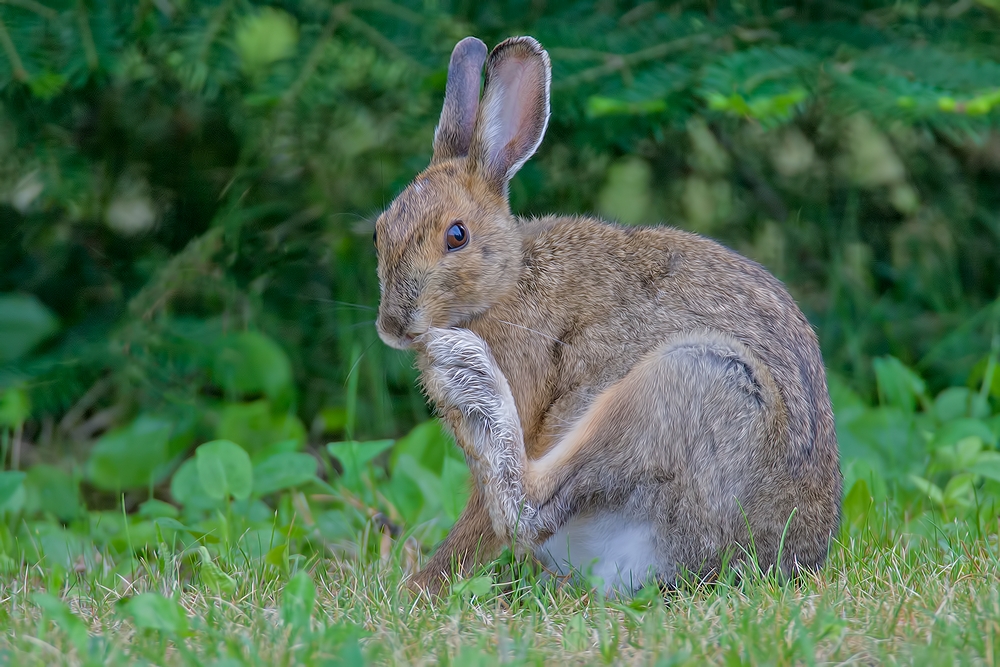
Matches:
[[169, 458, 222, 511], [32, 592, 90, 652], [390, 420, 450, 474], [440, 456, 471, 522], [932, 419, 997, 450], [212, 331, 294, 404], [0, 388, 31, 428], [0, 471, 26, 508], [216, 401, 306, 456], [87, 415, 192, 492], [196, 440, 254, 501], [234, 8, 299, 74], [0, 293, 59, 362], [138, 499, 179, 520], [943, 472, 975, 506], [281, 571, 316, 630], [969, 454, 1000, 484], [842, 477, 873, 526], [252, 452, 317, 497], [873, 356, 926, 413], [197, 547, 236, 595], [121, 592, 188, 634], [908, 475, 944, 506], [251, 438, 302, 465], [328, 439, 393, 489], [453, 575, 493, 599], [23, 465, 81, 522], [933, 387, 991, 422], [587, 96, 667, 117]]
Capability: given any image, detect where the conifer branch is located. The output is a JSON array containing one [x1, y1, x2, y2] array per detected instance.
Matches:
[[555, 33, 715, 89], [196, 0, 234, 64], [0, 0, 57, 20], [76, 0, 99, 72], [0, 14, 28, 82], [283, 2, 350, 106]]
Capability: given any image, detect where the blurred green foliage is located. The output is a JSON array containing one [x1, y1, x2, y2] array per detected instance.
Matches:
[[0, 0, 1000, 566]]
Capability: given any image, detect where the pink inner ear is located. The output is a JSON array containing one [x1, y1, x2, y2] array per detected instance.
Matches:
[[481, 54, 549, 182]]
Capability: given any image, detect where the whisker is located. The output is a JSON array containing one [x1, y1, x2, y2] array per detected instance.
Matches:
[[496, 319, 567, 346], [299, 296, 378, 312], [345, 337, 380, 385], [349, 319, 377, 330]]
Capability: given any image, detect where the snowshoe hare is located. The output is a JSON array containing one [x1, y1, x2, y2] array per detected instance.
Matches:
[[374, 36, 842, 594]]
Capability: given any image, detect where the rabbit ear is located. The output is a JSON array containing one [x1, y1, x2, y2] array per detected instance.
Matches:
[[432, 37, 488, 162], [469, 37, 551, 193]]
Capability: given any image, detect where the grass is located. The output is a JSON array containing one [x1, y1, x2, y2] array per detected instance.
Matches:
[[2, 510, 999, 666]]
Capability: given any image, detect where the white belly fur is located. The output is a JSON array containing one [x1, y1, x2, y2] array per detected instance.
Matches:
[[535, 510, 658, 594]]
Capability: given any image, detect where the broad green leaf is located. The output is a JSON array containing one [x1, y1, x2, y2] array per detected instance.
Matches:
[[587, 96, 667, 117], [874, 356, 926, 413], [196, 440, 253, 501], [908, 475, 944, 506], [932, 419, 997, 450], [197, 547, 236, 595], [234, 8, 299, 74], [0, 471, 26, 508], [933, 387, 991, 422], [390, 453, 444, 519], [281, 571, 316, 630], [0, 387, 31, 428], [216, 401, 306, 455], [20, 524, 91, 568], [122, 592, 188, 634], [440, 456, 471, 522], [87, 415, 192, 492], [969, 453, 1000, 484], [170, 458, 222, 511], [0, 293, 58, 362], [390, 420, 450, 474], [212, 331, 294, 404], [138, 498, 179, 520], [842, 477, 872, 526], [23, 465, 81, 522], [252, 452, 317, 496], [328, 439, 393, 490], [251, 438, 302, 465], [453, 575, 493, 598], [943, 473, 975, 506], [32, 592, 90, 652]]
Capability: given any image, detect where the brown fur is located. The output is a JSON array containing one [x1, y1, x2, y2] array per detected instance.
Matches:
[[374, 36, 842, 595]]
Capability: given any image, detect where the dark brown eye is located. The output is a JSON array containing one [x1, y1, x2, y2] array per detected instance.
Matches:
[[446, 221, 468, 251], [372, 229, 377, 246]]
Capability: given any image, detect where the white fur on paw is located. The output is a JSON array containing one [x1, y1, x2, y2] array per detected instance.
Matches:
[[422, 328, 503, 417]]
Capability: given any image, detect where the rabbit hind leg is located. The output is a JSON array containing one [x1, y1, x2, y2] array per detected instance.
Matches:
[[526, 331, 786, 588]]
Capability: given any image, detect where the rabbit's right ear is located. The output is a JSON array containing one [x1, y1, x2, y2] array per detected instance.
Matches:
[[469, 37, 551, 195], [432, 37, 488, 162]]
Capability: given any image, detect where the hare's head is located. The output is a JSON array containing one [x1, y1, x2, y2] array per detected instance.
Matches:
[[375, 37, 551, 349]]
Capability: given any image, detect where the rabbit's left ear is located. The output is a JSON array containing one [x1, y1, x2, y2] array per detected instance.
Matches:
[[468, 37, 551, 194], [432, 37, 488, 162]]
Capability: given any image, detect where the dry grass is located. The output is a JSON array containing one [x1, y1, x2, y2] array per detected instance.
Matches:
[[1, 515, 998, 666]]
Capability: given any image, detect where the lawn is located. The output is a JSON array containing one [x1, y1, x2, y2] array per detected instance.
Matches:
[[2, 509, 998, 666]]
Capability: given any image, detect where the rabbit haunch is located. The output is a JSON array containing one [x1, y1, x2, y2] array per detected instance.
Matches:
[[373, 36, 842, 595]]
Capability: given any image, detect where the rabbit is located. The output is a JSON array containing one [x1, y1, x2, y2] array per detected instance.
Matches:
[[374, 35, 842, 595]]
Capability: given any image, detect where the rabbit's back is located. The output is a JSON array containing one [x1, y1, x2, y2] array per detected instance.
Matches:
[[472, 214, 842, 549]]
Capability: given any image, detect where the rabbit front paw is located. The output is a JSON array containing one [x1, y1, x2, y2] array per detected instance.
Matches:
[[420, 327, 521, 455], [421, 327, 505, 418]]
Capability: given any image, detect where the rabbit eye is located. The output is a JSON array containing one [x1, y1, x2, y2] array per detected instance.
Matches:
[[372, 229, 377, 246], [446, 221, 469, 251]]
